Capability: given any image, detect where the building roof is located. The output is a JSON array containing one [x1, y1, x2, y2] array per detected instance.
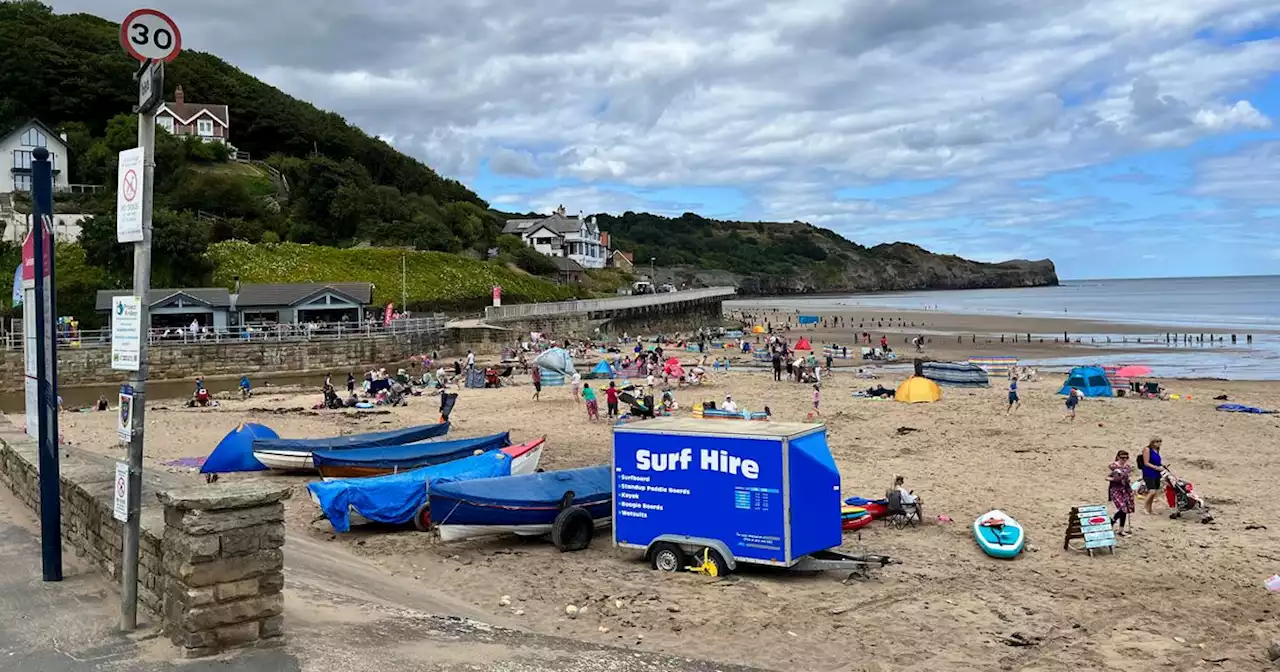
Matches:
[[1, 118, 66, 148], [95, 288, 231, 311], [503, 212, 595, 236], [551, 256, 585, 272], [234, 282, 374, 307], [614, 250, 634, 262], [158, 87, 230, 127]]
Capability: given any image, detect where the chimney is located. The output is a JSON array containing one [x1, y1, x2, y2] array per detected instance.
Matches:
[[174, 85, 185, 110], [233, 275, 241, 294]]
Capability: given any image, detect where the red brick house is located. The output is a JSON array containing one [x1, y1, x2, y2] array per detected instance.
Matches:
[[155, 86, 230, 144]]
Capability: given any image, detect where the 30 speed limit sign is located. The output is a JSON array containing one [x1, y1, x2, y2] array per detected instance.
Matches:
[[120, 9, 182, 62]]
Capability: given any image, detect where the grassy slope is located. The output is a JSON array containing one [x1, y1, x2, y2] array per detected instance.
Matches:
[[206, 241, 578, 310]]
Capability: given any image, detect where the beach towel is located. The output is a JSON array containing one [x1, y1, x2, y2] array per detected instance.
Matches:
[[1215, 403, 1276, 414]]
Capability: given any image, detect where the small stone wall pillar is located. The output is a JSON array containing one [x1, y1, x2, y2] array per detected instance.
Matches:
[[158, 484, 291, 658]]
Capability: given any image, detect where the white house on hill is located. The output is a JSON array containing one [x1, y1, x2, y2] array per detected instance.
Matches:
[[501, 205, 609, 269], [1, 119, 70, 193], [155, 86, 231, 144]]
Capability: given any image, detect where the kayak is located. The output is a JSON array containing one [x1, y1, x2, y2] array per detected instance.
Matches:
[[841, 505, 874, 531], [973, 509, 1025, 559]]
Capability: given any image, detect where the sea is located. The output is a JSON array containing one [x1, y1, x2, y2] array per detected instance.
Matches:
[[726, 276, 1280, 381]]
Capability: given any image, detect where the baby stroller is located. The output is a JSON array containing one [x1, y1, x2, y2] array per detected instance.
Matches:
[[1162, 469, 1212, 523]]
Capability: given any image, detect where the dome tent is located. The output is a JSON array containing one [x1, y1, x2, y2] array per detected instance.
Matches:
[[1058, 366, 1113, 397], [895, 377, 941, 403]]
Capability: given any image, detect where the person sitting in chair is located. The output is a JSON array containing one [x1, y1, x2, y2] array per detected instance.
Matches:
[[893, 475, 917, 505]]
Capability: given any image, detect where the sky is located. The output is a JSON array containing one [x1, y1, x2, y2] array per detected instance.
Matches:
[[50, 0, 1280, 279]]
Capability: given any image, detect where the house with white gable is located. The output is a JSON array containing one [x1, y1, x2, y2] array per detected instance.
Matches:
[[1, 118, 70, 193], [501, 205, 609, 269], [155, 86, 231, 144]]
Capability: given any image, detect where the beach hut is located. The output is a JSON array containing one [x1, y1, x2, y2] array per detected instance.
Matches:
[[895, 377, 942, 403], [1059, 366, 1113, 397], [201, 423, 276, 474]]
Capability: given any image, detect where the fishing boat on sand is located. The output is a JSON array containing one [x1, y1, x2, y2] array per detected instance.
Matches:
[[307, 438, 545, 532], [429, 465, 612, 543], [251, 422, 450, 472], [314, 432, 512, 479]]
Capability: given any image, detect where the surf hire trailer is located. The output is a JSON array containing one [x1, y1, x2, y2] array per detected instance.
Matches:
[[612, 418, 892, 580]]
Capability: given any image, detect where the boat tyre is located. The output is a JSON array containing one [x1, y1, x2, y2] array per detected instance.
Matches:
[[696, 547, 730, 577], [551, 506, 594, 552], [649, 542, 685, 572], [412, 502, 431, 532]]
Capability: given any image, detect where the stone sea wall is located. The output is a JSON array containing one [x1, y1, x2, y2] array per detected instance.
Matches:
[[0, 429, 290, 658]]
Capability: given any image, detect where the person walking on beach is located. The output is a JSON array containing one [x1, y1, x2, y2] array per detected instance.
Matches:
[[812, 384, 822, 416], [1007, 377, 1020, 413], [571, 370, 582, 404], [582, 383, 599, 421], [1064, 387, 1083, 421], [531, 366, 542, 401], [605, 381, 619, 418], [346, 372, 356, 395], [1107, 450, 1135, 535], [1139, 438, 1166, 514]]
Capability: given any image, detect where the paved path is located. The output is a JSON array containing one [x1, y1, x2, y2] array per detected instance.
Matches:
[[0, 486, 762, 672]]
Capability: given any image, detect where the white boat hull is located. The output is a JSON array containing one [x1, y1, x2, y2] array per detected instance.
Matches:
[[436, 516, 611, 543], [253, 450, 313, 471]]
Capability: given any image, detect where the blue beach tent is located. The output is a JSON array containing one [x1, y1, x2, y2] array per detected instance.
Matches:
[[1058, 366, 1113, 397], [201, 423, 276, 473], [591, 360, 614, 378]]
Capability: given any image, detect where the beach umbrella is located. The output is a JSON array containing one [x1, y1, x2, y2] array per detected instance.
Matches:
[[1115, 365, 1152, 378]]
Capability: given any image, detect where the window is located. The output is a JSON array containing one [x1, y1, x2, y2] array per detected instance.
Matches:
[[196, 119, 214, 136], [12, 150, 32, 170], [19, 128, 46, 147], [12, 174, 31, 192], [157, 116, 174, 133]]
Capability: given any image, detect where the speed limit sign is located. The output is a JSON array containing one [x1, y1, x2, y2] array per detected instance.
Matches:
[[120, 9, 182, 62]]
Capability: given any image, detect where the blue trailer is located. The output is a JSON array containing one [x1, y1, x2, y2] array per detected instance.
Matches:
[[612, 417, 891, 577]]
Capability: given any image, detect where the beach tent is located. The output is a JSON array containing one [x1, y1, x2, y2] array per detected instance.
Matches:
[[798, 315, 820, 325], [591, 360, 615, 378], [201, 423, 276, 474], [922, 361, 990, 388], [752, 325, 765, 334], [895, 377, 942, 403], [539, 367, 566, 386], [1059, 366, 1113, 397], [794, 337, 812, 350], [534, 347, 574, 376]]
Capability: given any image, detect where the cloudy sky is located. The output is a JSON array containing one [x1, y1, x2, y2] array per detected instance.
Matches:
[[54, 0, 1280, 279]]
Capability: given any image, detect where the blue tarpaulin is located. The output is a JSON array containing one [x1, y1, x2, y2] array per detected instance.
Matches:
[[308, 451, 515, 532], [1216, 403, 1275, 414], [798, 315, 819, 325], [311, 432, 511, 471], [201, 423, 276, 474], [252, 422, 449, 453]]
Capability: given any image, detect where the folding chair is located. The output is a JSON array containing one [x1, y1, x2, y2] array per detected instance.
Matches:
[[883, 490, 924, 529]]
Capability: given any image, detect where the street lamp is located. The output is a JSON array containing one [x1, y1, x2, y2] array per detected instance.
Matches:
[[650, 257, 656, 282]]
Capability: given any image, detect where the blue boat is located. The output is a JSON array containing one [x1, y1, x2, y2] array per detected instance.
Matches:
[[251, 422, 450, 471], [430, 465, 612, 542], [307, 438, 545, 533], [313, 432, 511, 478]]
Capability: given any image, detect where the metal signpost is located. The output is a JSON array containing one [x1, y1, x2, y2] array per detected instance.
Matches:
[[118, 7, 181, 631], [28, 149, 61, 582]]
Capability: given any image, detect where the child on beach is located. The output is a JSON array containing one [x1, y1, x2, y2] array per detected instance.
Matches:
[[1107, 450, 1134, 535], [605, 381, 619, 417], [1007, 377, 1020, 413], [812, 384, 821, 416], [583, 383, 599, 421], [531, 366, 542, 401], [1064, 387, 1082, 421]]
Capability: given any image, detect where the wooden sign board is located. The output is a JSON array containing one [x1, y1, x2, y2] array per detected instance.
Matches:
[[1064, 505, 1116, 556]]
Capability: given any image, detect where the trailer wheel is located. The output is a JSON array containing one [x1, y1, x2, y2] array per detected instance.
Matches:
[[551, 506, 594, 552], [694, 547, 730, 577], [412, 503, 431, 532], [649, 542, 685, 572]]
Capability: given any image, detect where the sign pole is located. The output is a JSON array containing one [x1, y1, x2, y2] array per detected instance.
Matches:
[[120, 59, 159, 632], [30, 147, 62, 582]]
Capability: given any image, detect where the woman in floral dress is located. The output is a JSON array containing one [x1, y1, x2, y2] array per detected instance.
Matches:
[[1107, 450, 1135, 535]]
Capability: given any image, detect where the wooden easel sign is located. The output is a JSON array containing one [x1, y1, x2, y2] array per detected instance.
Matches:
[[1064, 505, 1116, 556]]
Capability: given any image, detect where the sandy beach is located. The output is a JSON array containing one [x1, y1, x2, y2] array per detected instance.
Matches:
[[41, 317, 1280, 672]]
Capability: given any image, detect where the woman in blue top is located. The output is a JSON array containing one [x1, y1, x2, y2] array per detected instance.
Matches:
[[1140, 437, 1165, 514]]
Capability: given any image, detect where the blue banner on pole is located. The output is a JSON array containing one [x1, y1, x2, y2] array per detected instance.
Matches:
[[798, 315, 819, 325], [11, 263, 21, 306]]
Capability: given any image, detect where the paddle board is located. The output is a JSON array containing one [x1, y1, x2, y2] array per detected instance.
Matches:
[[973, 509, 1025, 559]]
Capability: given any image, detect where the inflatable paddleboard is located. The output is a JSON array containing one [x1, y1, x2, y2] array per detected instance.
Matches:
[[841, 505, 873, 531], [973, 509, 1025, 559]]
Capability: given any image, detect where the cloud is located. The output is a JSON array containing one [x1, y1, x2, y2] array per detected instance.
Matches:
[[48, 0, 1280, 275], [1192, 141, 1280, 205]]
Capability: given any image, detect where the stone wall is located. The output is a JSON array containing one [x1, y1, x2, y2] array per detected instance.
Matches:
[[0, 430, 289, 657], [0, 329, 443, 391]]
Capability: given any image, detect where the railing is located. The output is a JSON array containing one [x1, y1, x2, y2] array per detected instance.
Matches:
[[484, 287, 736, 321], [55, 184, 106, 194], [1, 315, 446, 351]]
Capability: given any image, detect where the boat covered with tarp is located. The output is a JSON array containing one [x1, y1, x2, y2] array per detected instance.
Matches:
[[313, 431, 512, 479], [251, 422, 451, 471], [430, 464, 612, 542], [307, 438, 545, 532]]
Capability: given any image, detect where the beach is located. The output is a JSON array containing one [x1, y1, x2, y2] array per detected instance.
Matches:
[[40, 316, 1280, 671]]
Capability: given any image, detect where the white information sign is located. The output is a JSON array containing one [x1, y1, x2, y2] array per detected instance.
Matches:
[[113, 462, 130, 522], [110, 295, 143, 371], [116, 147, 144, 243]]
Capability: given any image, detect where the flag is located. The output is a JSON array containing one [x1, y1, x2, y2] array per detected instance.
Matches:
[[10, 263, 21, 307]]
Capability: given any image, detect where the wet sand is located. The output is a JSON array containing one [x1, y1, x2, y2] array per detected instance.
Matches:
[[43, 350, 1280, 671]]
